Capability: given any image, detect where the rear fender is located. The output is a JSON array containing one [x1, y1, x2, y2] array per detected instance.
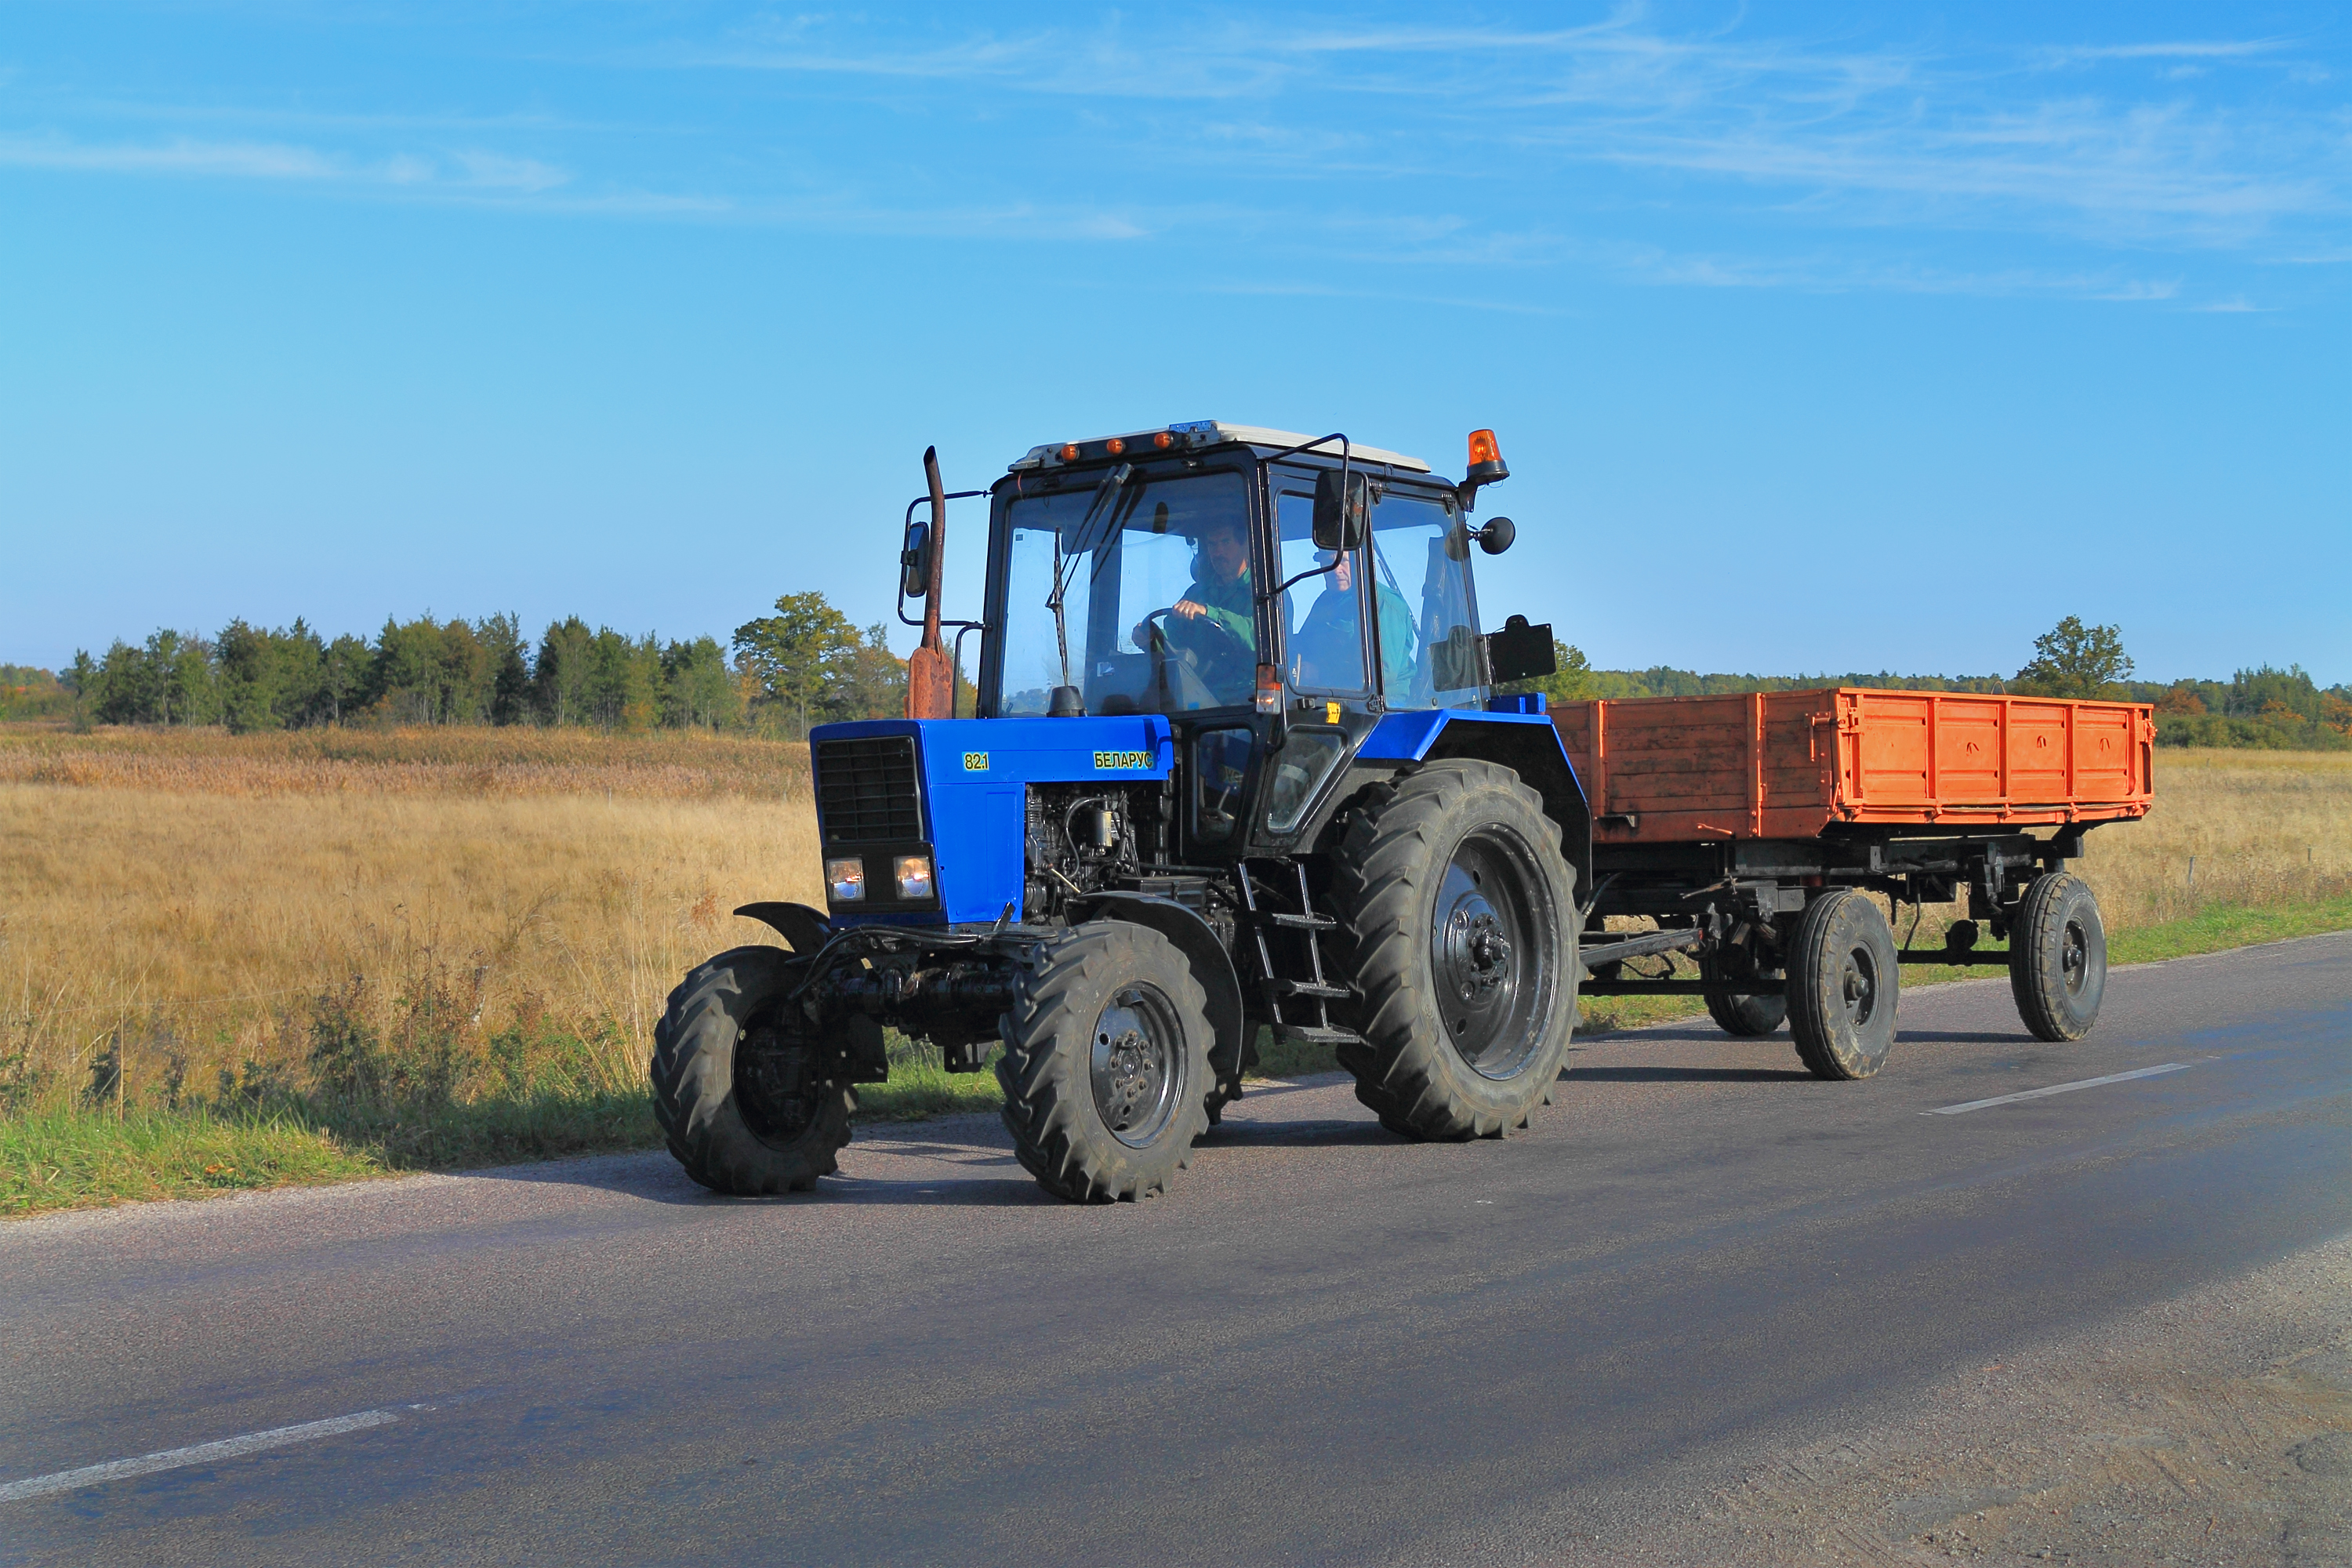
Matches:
[[1337, 710, 1592, 901], [1066, 894, 1249, 1093]]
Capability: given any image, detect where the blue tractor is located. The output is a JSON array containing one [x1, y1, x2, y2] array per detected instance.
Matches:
[[651, 422, 1589, 1203]]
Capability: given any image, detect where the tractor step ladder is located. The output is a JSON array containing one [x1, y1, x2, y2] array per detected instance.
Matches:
[[1238, 859, 1363, 1048]]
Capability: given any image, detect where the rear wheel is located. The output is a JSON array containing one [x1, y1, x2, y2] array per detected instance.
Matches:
[[651, 946, 855, 1195], [2009, 872, 2107, 1042], [1787, 891, 1898, 1080], [1700, 949, 1788, 1038], [1327, 760, 1577, 1140], [996, 921, 1213, 1203]]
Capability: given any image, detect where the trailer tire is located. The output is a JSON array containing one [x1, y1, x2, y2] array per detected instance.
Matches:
[[1327, 760, 1577, 1141], [2009, 872, 2107, 1042], [1700, 953, 1788, 1037], [1787, 891, 1899, 1080], [1704, 984, 1788, 1039], [996, 921, 1212, 1203], [651, 946, 855, 1196]]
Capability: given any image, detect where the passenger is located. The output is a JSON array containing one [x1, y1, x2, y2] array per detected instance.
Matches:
[[1290, 549, 1416, 695]]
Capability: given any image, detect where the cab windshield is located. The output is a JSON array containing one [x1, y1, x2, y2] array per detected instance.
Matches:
[[998, 470, 1258, 717]]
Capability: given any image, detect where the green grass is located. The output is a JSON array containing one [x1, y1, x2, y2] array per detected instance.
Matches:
[[9, 895, 2350, 1220], [3, 1105, 384, 1217]]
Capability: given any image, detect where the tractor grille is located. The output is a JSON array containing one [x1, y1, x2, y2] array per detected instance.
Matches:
[[813, 735, 922, 844]]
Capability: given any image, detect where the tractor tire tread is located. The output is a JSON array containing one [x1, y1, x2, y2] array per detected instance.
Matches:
[[650, 946, 855, 1196]]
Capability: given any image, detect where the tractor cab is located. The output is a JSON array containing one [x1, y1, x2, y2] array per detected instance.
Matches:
[[970, 422, 1544, 864]]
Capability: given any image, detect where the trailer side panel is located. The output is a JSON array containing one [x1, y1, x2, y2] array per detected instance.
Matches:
[[1551, 688, 2152, 847]]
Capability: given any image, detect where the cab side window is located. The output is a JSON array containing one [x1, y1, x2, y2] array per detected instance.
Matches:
[[1274, 490, 1369, 697]]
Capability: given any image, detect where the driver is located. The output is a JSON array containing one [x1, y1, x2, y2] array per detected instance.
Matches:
[[1136, 514, 1254, 655]]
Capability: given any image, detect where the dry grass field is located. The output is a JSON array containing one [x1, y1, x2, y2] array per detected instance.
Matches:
[[2, 725, 2347, 1212], [2, 728, 820, 1116]]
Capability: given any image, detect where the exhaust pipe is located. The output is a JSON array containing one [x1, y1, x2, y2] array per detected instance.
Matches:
[[906, 445, 954, 720]]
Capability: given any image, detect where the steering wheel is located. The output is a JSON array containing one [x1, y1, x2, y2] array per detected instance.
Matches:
[[1144, 607, 1254, 678], [1141, 608, 1255, 710]]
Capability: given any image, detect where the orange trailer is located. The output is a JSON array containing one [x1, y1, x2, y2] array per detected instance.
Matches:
[[1549, 688, 2154, 844], [1552, 688, 2155, 1079]]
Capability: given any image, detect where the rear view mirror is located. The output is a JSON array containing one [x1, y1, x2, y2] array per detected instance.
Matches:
[[1476, 516, 1515, 555], [1312, 468, 1369, 552], [900, 519, 931, 599]]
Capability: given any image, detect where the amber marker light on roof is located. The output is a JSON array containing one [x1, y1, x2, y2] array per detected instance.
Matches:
[[1059, 443, 1080, 461], [1105, 437, 1126, 456], [1153, 430, 1174, 449]]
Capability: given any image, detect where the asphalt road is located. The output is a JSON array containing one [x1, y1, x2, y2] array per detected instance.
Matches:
[[5, 932, 2349, 1566]]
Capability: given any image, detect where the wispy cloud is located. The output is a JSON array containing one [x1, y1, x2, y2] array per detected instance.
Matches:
[[3, 5, 2342, 299], [665, 11, 2346, 252], [0, 131, 568, 192]]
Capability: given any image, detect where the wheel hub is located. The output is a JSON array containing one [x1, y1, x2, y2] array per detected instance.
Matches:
[[1428, 829, 1554, 1081], [735, 1019, 824, 1146], [2061, 921, 2088, 992], [1838, 949, 1879, 1025], [1091, 987, 1183, 1149]]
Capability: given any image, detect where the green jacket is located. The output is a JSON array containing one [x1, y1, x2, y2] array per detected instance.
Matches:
[[1178, 568, 1255, 650]]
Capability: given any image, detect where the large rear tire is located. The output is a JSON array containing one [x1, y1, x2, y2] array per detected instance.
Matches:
[[1327, 760, 1577, 1141], [996, 921, 1214, 1203], [1787, 891, 1899, 1081], [2009, 872, 2107, 1042], [651, 946, 855, 1195]]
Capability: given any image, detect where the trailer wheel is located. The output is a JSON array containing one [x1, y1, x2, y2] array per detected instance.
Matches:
[[2009, 872, 2107, 1042], [1787, 891, 1899, 1080], [651, 946, 855, 1195], [1326, 760, 1577, 1140], [1701, 953, 1788, 1038], [996, 921, 1212, 1203]]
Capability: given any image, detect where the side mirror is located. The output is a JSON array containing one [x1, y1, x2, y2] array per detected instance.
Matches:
[[1312, 468, 1369, 552], [900, 520, 931, 599], [1475, 516, 1515, 555]]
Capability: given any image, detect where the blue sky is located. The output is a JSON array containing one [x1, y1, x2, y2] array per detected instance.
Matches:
[[2, 2, 2346, 684]]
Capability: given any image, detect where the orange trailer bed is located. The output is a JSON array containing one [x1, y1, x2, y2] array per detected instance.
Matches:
[[1548, 688, 2154, 846]]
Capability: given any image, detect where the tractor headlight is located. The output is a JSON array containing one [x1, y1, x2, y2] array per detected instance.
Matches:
[[894, 855, 935, 902], [826, 857, 866, 902]]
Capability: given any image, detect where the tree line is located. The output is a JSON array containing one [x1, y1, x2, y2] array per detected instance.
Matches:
[[13, 592, 936, 737], [5, 611, 2343, 750]]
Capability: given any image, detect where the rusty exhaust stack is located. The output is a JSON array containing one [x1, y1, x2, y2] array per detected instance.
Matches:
[[905, 445, 955, 719]]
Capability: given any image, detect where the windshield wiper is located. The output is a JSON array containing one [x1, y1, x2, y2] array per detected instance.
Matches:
[[1045, 463, 1131, 696]]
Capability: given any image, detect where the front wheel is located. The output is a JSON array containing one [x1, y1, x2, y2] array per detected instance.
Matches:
[[1327, 760, 1577, 1140], [1787, 891, 1899, 1080], [996, 921, 1214, 1203], [2009, 872, 2107, 1041], [651, 946, 855, 1195]]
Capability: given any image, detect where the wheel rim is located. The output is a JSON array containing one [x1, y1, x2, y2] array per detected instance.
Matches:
[[734, 1009, 826, 1148], [1091, 983, 1186, 1148], [2060, 919, 2089, 996], [1836, 945, 1881, 1029], [1430, 828, 1555, 1080]]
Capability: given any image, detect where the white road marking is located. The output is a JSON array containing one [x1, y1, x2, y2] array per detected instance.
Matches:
[[0, 1408, 401, 1503], [1923, 1062, 2192, 1116]]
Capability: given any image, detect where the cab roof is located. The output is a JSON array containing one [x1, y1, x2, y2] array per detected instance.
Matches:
[[1010, 420, 1432, 475]]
